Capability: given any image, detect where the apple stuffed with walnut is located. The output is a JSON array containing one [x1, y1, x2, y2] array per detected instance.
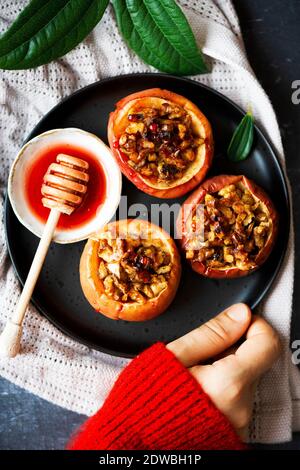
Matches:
[[177, 175, 278, 278], [108, 88, 214, 198], [80, 219, 181, 321]]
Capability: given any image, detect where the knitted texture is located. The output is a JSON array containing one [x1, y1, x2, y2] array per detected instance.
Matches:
[[0, 0, 298, 444], [69, 343, 244, 450]]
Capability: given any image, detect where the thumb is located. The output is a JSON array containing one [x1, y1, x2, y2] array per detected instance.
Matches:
[[234, 315, 282, 382], [167, 303, 251, 367]]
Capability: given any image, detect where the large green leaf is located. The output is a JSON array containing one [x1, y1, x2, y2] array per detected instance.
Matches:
[[112, 0, 173, 73], [113, 0, 208, 75], [0, 0, 109, 69]]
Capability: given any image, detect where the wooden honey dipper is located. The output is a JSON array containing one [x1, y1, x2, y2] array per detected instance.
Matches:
[[0, 154, 89, 358]]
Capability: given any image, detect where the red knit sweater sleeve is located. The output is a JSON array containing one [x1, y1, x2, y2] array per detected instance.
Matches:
[[68, 343, 245, 450]]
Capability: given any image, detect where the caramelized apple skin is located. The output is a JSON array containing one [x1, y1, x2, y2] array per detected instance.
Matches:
[[177, 175, 279, 278], [80, 219, 181, 321], [108, 88, 214, 199]]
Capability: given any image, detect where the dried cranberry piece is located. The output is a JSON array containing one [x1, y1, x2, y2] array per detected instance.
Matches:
[[134, 255, 153, 271], [138, 270, 152, 283], [149, 123, 158, 132], [128, 113, 144, 122]]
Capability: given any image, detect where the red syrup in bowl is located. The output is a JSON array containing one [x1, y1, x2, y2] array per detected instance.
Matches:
[[25, 144, 107, 230]]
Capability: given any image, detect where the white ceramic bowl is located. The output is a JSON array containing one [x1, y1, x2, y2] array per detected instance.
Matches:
[[8, 128, 122, 243]]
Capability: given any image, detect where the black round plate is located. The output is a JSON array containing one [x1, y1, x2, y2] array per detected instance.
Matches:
[[5, 73, 289, 357]]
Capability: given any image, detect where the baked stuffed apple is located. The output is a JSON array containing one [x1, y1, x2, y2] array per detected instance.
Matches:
[[80, 219, 181, 321], [108, 88, 213, 198], [177, 175, 278, 278]]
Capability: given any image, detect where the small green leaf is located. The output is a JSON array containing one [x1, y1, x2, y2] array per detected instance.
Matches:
[[0, 0, 109, 70], [113, 0, 208, 75], [227, 111, 254, 162]]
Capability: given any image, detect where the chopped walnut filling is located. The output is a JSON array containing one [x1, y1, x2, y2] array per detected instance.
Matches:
[[117, 102, 203, 183], [186, 183, 272, 271], [98, 237, 172, 303]]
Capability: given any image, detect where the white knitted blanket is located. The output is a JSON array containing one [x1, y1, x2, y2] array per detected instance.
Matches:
[[0, 0, 299, 444]]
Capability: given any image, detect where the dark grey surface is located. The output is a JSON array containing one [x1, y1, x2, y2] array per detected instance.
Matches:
[[0, 0, 300, 451]]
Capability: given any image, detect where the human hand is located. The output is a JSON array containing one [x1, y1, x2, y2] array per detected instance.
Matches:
[[167, 303, 281, 439]]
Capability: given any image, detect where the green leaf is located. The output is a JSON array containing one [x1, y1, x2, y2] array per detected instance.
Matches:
[[113, 0, 208, 75], [112, 0, 170, 73], [0, 0, 109, 70], [227, 111, 254, 162]]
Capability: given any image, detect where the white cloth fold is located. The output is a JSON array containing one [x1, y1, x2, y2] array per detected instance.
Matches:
[[0, 0, 298, 443]]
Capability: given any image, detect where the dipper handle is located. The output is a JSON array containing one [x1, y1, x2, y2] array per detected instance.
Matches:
[[0, 153, 90, 358], [0, 209, 60, 357]]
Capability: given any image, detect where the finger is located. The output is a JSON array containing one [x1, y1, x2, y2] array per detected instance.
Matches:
[[190, 362, 258, 438], [167, 303, 251, 367], [211, 344, 239, 363], [235, 315, 281, 382]]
